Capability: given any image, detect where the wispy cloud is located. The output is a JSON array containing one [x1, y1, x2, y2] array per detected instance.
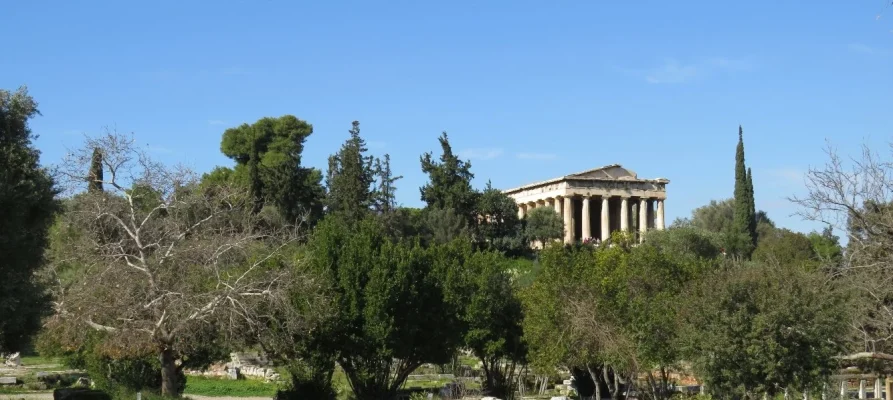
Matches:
[[208, 120, 227, 126], [516, 152, 557, 160], [459, 148, 504, 161], [622, 57, 752, 84], [848, 43, 889, 55]]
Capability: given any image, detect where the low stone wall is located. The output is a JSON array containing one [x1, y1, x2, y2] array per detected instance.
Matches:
[[183, 352, 280, 381]]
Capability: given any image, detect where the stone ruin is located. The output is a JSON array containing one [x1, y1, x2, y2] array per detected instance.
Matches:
[[184, 352, 280, 381], [2, 352, 21, 368]]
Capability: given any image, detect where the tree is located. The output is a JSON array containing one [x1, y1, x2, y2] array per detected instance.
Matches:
[[462, 251, 526, 399], [220, 115, 324, 224], [308, 217, 465, 400], [88, 148, 103, 193], [752, 228, 819, 270], [326, 121, 376, 224], [790, 143, 893, 356], [673, 198, 775, 254], [477, 182, 526, 256], [678, 263, 848, 399], [372, 154, 401, 215], [420, 132, 479, 225], [674, 199, 735, 233], [806, 226, 842, 266], [732, 126, 757, 258], [525, 207, 563, 247], [424, 207, 470, 245], [49, 131, 320, 396], [0, 86, 59, 352]]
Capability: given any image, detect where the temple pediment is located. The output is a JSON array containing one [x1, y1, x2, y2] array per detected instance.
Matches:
[[567, 164, 637, 180]]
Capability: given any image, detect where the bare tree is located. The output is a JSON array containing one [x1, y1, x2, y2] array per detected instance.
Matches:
[[47, 131, 323, 396], [790, 142, 893, 356]]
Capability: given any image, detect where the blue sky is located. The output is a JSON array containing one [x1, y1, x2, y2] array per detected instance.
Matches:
[[3, 1, 892, 235]]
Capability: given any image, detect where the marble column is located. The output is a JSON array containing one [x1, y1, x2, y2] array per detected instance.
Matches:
[[555, 196, 563, 216], [620, 197, 629, 232], [639, 198, 648, 242], [563, 196, 574, 243], [601, 197, 610, 241], [876, 379, 882, 400], [657, 199, 666, 230], [841, 381, 848, 400], [884, 378, 891, 400], [518, 204, 526, 219], [860, 380, 866, 399], [582, 197, 591, 241]]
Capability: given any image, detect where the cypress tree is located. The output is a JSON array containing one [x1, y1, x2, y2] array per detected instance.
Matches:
[[87, 148, 103, 193], [746, 167, 757, 246], [733, 125, 756, 257]]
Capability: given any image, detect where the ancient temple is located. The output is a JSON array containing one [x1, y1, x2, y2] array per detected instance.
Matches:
[[503, 164, 669, 244]]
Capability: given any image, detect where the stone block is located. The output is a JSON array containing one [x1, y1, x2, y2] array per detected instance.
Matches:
[[0, 376, 17, 385]]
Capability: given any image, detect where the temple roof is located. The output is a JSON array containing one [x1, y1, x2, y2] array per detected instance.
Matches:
[[502, 164, 669, 194]]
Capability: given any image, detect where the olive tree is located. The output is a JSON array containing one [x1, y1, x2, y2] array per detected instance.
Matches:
[[48, 131, 321, 396]]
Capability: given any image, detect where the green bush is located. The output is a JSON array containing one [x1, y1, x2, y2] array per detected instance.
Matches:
[[37, 331, 182, 395]]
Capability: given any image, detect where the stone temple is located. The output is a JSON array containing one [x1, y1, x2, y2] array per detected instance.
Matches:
[[503, 164, 669, 244]]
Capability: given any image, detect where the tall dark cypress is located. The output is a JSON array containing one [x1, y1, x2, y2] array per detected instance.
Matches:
[[733, 125, 756, 257], [746, 167, 757, 245], [87, 148, 103, 193]]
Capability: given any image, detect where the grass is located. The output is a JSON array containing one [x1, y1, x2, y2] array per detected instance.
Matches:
[[0, 386, 35, 394], [19, 355, 62, 367], [184, 376, 280, 397]]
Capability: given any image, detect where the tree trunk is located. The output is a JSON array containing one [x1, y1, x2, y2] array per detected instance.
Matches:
[[160, 347, 178, 397], [589, 365, 603, 400]]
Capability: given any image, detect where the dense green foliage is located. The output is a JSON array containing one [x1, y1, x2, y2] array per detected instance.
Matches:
[[524, 207, 564, 246], [0, 87, 58, 352], [325, 121, 378, 224], [679, 263, 848, 399], [420, 132, 479, 226], [476, 182, 527, 255], [462, 251, 526, 399], [220, 115, 325, 224], [308, 217, 466, 399], [523, 230, 723, 400]]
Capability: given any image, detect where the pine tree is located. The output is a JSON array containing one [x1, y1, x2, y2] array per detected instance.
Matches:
[[732, 125, 756, 258], [87, 148, 103, 193], [419, 132, 479, 226], [219, 115, 323, 223], [373, 154, 401, 214], [326, 121, 376, 223]]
